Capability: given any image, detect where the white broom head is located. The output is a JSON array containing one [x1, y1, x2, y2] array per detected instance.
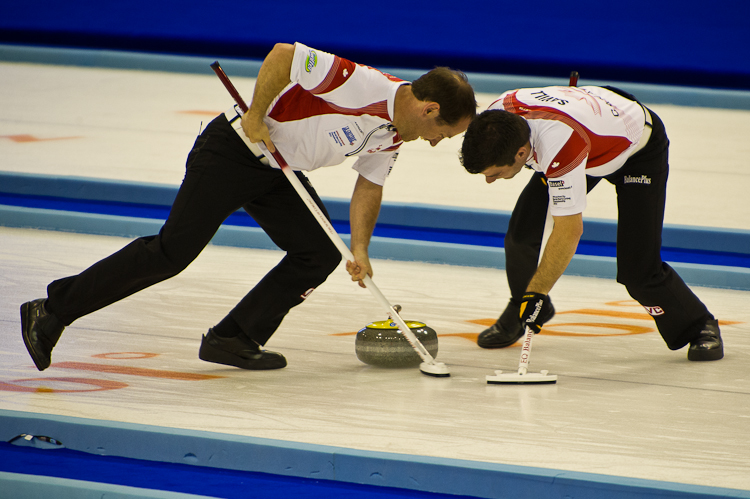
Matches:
[[420, 361, 450, 377], [486, 369, 557, 384]]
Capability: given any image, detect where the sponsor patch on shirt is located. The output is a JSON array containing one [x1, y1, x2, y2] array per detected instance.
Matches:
[[305, 50, 318, 73], [548, 178, 575, 207], [326, 124, 362, 148]]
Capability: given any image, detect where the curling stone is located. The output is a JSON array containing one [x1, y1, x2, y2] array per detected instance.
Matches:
[[355, 306, 438, 368]]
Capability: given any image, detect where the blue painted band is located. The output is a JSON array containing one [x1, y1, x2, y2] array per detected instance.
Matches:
[[1, 410, 747, 499]]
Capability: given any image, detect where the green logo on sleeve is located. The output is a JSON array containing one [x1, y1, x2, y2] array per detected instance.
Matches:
[[305, 50, 318, 73]]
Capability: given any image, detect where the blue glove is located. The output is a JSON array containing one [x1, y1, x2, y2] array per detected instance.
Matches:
[[519, 292, 550, 334]]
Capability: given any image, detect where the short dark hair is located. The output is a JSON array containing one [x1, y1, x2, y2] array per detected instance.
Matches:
[[459, 109, 530, 174], [412, 67, 477, 126]]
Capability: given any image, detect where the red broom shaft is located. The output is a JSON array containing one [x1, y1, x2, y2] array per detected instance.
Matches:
[[210, 61, 249, 113]]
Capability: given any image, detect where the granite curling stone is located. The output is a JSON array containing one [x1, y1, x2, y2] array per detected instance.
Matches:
[[355, 318, 438, 368]]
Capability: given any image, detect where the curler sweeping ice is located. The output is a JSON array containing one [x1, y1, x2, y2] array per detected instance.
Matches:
[[210, 61, 450, 377]]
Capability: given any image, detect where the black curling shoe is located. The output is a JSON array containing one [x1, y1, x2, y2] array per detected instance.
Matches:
[[687, 319, 723, 361], [199, 329, 287, 370], [20, 298, 65, 371], [477, 299, 556, 349]]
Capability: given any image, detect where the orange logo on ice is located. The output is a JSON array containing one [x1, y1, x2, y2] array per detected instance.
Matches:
[[1, 353, 225, 393], [331, 300, 743, 344], [1, 134, 82, 143]]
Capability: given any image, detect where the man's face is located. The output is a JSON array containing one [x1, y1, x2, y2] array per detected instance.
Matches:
[[399, 108, 472, 147], [481, 153, 528, 184]]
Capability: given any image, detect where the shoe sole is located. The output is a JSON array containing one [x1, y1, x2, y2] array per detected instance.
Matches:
[[199, 336, 286, 370], [477, 332, 523, 349], [687, 348, 724, 361], [20, 302, 49, 371], [477, 324, 524, 349]]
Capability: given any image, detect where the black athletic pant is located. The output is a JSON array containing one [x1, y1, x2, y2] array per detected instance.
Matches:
[[504, 109, 713, 350], [46, 115, 341, 345]]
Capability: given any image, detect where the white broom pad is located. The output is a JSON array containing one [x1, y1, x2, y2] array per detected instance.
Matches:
[[486, 370, 557, 384]]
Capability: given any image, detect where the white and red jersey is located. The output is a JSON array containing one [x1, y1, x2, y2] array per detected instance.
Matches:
[[257, 42, 408, 186], [489, 86, 650, 215]]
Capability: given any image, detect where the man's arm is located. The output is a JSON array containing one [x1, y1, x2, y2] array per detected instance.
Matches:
[[240, 43, 295, 152], [526, 213, 583, 295], [346, 175, 383, 288]]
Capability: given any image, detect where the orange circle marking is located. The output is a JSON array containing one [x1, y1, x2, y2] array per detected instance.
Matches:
[[92, 352, 159, 360], [541, 322, 654, 337], [0, 377, 128, 393]]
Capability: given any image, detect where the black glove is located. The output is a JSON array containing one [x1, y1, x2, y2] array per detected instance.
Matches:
[[519, 292, 550, 334]]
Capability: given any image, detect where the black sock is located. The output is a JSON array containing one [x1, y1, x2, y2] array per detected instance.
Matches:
[[212, 315, 243, 338]]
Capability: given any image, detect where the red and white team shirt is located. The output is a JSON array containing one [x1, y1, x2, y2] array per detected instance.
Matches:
[[489, 86, 649, 216], [258, 42, 408, 186]]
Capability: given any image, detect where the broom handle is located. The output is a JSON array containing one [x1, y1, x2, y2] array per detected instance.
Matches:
[[517, 326, 535, 375]]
